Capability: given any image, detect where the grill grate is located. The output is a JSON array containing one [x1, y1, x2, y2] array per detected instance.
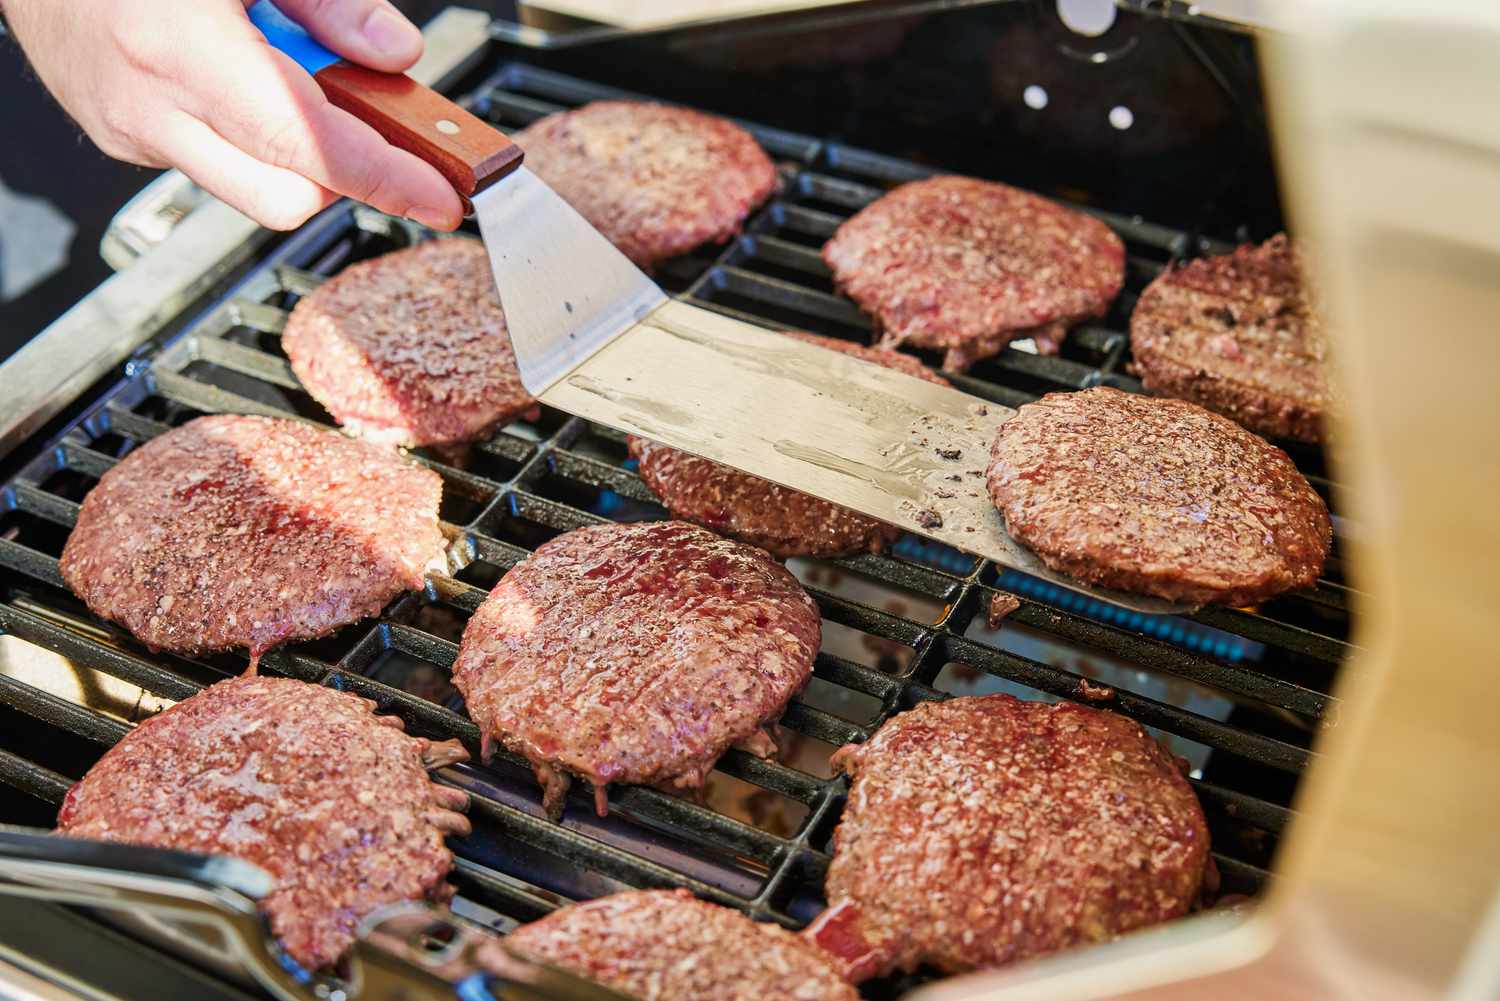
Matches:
[[0, 62, 1350, 997]]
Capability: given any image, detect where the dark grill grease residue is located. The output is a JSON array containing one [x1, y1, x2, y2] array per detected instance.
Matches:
[[282, 240, 537, 447], [808, 695, 1210, 980], [987, 591, 1021, 629], [629, 332, 949, 558], [451, 522, 821, 819], [58, 415, 446, 660], [986, 387, 1331, 606], [514, 101, 777, 270], [1130, 234, 1329, 443], [498, 890, 857, 1001], [823, 176, 1125, 370], [55, 676, 471, 971]]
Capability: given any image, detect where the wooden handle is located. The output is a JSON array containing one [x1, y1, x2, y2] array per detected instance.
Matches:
[[312, 63, 524, 210]]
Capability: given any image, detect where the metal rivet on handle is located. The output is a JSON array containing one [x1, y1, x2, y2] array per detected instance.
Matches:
[[435, 119, 461, 135]]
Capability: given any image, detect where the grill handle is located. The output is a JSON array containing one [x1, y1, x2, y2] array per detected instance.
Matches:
[[0, 826, 636, 1001], [0, 825, 310, 1000], [247, 0, 523, 211]]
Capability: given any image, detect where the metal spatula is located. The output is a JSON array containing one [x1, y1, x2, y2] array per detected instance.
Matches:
[[250, 1, 1187, 614]]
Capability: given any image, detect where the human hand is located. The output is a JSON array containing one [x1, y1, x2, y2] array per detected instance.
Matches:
[[2, 0, 464, 231]]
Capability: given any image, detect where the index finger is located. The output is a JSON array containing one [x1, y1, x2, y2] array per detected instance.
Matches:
[[189, 17, 464, 228]]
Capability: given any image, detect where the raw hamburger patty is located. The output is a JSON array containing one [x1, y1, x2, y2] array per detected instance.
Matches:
[[282, 240, 537, 447], [1131, 234, 1328, 443], [499, 890, 857, 1001], [513, 101, 776, 269], [628, 332, 948, 558], [55, 676, 471, 971], [986, 387, 1330, 605], [452, 521, 820, 817], [808, 694, 1210, 980], [59, 415, 446, 660], [823, 176, 1125, 370]]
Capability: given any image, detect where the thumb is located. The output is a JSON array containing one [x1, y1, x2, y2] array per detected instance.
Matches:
[[259, 0, 423, 73]]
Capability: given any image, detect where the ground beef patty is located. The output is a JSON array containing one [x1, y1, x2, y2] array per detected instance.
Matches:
[[628, 332, 948, 558], [823, 176, 1124, 370], [807, 694, 1210, 980], [497, 890, 857, 1001], [282, 240, 537, 447], [513, 101, 777, 270], [55, 676, 470, 971], [59, 415, 445, 662], [987, 388, 1329, 605], [1130, 234, 1328, 443], [452, 521, 820, 818]]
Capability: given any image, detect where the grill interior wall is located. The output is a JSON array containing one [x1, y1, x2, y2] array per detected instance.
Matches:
[[0, 63, 1348, 998]]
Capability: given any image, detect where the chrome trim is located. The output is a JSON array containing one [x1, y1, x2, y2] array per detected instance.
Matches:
[[1114, 0, 1275, 33], [0, 8, 496, 458], [0, 954, 93, 1001], [99, 172, 212, 273], [0, 198, 266, 455], [490, 0, 1017, 48]]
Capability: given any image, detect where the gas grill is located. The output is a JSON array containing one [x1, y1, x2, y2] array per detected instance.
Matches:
[[0, 4, 1352, 999]]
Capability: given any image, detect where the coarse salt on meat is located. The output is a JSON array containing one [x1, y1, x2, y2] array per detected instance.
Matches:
[[823, 175, 1124, 370], [58, 415, 446, 662], [514, 101, 777, 270], [985, 387, 1330, 605], [628, 332, 948, 558], [1130, 233, 1330, 443], [451, 521, 820, 818], [497, 890, 857, 1001], [807, 694, 1210, 980], [282, 240, 538, 447], [56, 676, 470, 971]]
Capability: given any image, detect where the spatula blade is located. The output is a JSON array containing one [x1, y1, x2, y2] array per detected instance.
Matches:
[[474, 167, 668, 394], [539, 299, 1195, 615], [475, 169, 1191, 614]]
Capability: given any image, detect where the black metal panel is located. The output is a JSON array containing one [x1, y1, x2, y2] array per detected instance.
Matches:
[[0, 62, 1347, 998], [503, 1, 1282, 240]]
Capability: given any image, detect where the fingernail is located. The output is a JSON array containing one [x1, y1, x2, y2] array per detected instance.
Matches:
[[363, 6, 419, 57], [405, 206, 455, 230]]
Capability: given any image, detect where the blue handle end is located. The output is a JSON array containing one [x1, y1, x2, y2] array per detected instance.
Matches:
[[247, 0, 341, 76]]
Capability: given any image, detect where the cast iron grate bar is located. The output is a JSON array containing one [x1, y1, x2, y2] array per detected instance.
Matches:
[[0, 750, 72, 806]]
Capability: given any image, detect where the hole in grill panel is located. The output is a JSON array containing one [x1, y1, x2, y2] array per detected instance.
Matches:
[[705, 775, 812, 841], [800, 675, 883, 727], [128, 394, 209, 428], [368, 646, 461, 706], [792, 560, 949, 625], [222, 323, 286, 358], [291, 625, 373, 667], [817, 618, 916, 677], [0, 511, 71, 558], [455, 559, 505, 591], [177, 360, 327, 424], [443, 438, 532, 484], [531, 466, 666, 523]]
